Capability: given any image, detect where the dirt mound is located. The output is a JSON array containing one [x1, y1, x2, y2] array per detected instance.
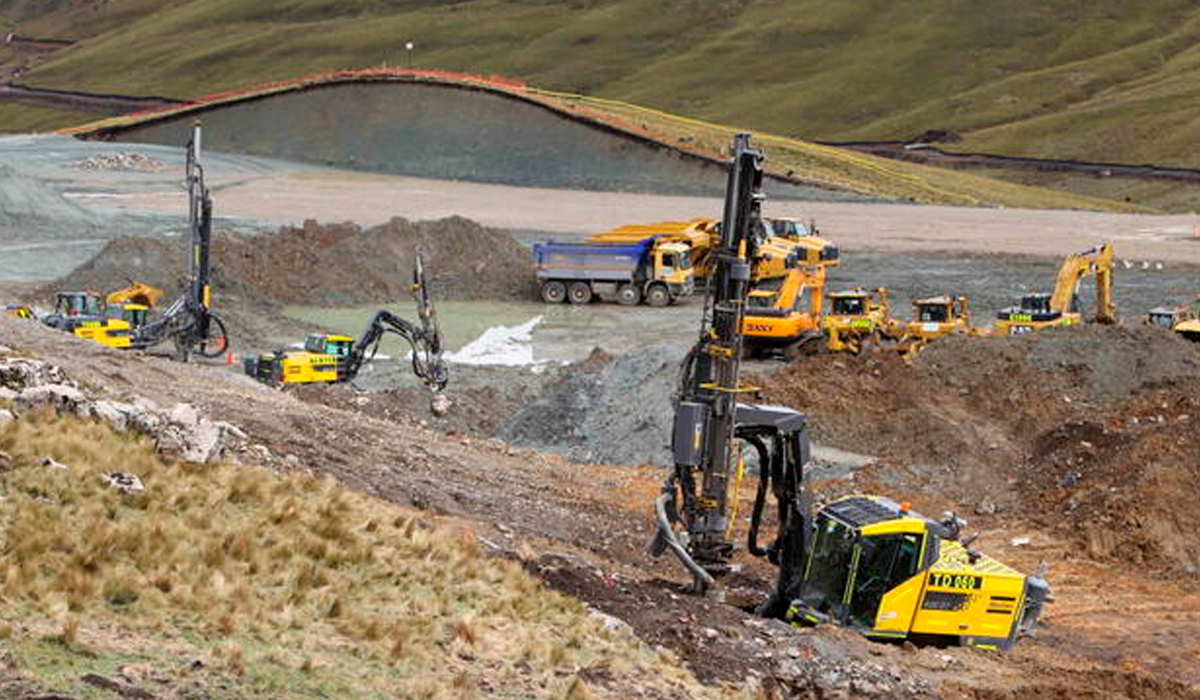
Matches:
[[759, 324, 1200, 576], [40, 215, 537, 348], [499, 347, 683, 466], [53, 216, 534, 305]]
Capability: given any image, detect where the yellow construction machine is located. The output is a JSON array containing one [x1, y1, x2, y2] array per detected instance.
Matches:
[[587, 216, 837, 284], [40, 291, 149, 349], [742, 265, 827, 360], [889, 295, 974, 356], [652, 134, 1049, 652], [1145, 304, 1200, 342], [4, 304, 35, 319], [106, 280, 163, 309], [821, 287, 895, 354], [245, 250, 448, 404], [994, 243, 1116, 336]]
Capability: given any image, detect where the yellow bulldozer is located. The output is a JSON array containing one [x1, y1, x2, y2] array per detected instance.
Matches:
[[889, 295, 976, 357], [821, 287, 896, 354], [994, 243, 1116, 336]]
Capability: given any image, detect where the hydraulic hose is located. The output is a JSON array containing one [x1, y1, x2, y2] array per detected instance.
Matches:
[[654, 493, 715, 591]]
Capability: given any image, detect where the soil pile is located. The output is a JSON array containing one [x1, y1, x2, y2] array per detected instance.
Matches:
[[41, 215, 537, 347], [759, 324, 1200, 576], [52, 216, 535, 305], [499, 346, 682, 466]]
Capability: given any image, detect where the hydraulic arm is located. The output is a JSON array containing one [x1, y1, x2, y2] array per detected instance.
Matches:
[[343, 249, 448, 393]]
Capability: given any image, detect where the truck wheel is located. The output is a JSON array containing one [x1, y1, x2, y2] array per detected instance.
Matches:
[[646, 284, 670, 308], [616, 284, 641, 306], [541, 281, 567, 304], [567, 282, 594, 305]]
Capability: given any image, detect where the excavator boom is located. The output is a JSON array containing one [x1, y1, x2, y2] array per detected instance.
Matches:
[[1049, 243, 1116, 322]]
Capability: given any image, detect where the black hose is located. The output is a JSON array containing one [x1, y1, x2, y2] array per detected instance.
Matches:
[[654, 493, 715, 590]]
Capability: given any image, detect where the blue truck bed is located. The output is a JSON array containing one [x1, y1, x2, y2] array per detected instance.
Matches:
[[532, 240, 653, 282]]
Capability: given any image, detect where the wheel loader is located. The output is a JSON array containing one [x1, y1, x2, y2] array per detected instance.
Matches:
[[994, 243, 1116, 335], [244, 250, 448, 407], [651, 133, 1048, 652], [820, 287, 897, 354]]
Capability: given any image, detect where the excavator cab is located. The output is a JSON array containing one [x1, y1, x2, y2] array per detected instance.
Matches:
[[118, 304, 150, 329], [1146, 308, 1179, 329]]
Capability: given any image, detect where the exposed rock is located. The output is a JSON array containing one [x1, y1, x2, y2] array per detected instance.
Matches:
[[0, 408, 13, 428], [14, 384, 88, 416], [40, 456, 69, 471], [101, 471, 145, 494]]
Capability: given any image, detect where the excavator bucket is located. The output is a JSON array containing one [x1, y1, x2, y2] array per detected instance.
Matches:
[[106, 281, 164, 309]]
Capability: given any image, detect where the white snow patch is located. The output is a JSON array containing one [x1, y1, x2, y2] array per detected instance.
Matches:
[[447, 316, 547, 366]]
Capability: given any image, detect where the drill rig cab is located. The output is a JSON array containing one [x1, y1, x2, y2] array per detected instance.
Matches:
[[41, 292, 138, 348], [788, 496, 1048, 650]]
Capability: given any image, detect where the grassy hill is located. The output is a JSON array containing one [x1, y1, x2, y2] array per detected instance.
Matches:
[[0, 407, 737, 699], [5, 0, 1200, 171]]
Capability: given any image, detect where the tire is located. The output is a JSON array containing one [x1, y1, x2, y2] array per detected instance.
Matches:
[[567, 282, 594, 305], [616, 284, 641, 306], [646, 284, 670, 308], [541, 281, 567, 304]]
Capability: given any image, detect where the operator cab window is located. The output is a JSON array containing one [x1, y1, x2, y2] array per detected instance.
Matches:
[[849, 533, 922, 629], [326, 340, 352, 358], [1150, 313, 1173, 329], [798, 517, 856, 619], [660, 253, 676, 275], [679, 250, 693, 270], [919, 305, 949, 323], [835, 297, 865, 315]]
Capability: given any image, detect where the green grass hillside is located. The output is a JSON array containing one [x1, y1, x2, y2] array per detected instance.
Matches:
[[6, 0, 1200, 169]]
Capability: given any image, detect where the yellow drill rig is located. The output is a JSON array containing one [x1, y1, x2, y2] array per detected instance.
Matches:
[[244, 250, 448, 409], [651, 134, 1049, 651], [994, 243, 1116, 336]]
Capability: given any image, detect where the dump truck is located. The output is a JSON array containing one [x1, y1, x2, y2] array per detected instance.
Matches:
[[586, 216, 837, 284], [533, 238, 695, 306], [994, 243, 1116, 335], [651, 134, 1049, 652]]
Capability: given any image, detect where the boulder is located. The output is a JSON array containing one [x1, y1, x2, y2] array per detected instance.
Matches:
[[14, 384, 89, 416]]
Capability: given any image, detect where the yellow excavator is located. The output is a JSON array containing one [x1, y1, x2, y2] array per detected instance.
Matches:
[[994, 243, 1116, 336], [1145, 304, 1200, 342], [742, 265, 827, 360], [821, 288, 895, 354], [652, 134, 1049, 652]]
